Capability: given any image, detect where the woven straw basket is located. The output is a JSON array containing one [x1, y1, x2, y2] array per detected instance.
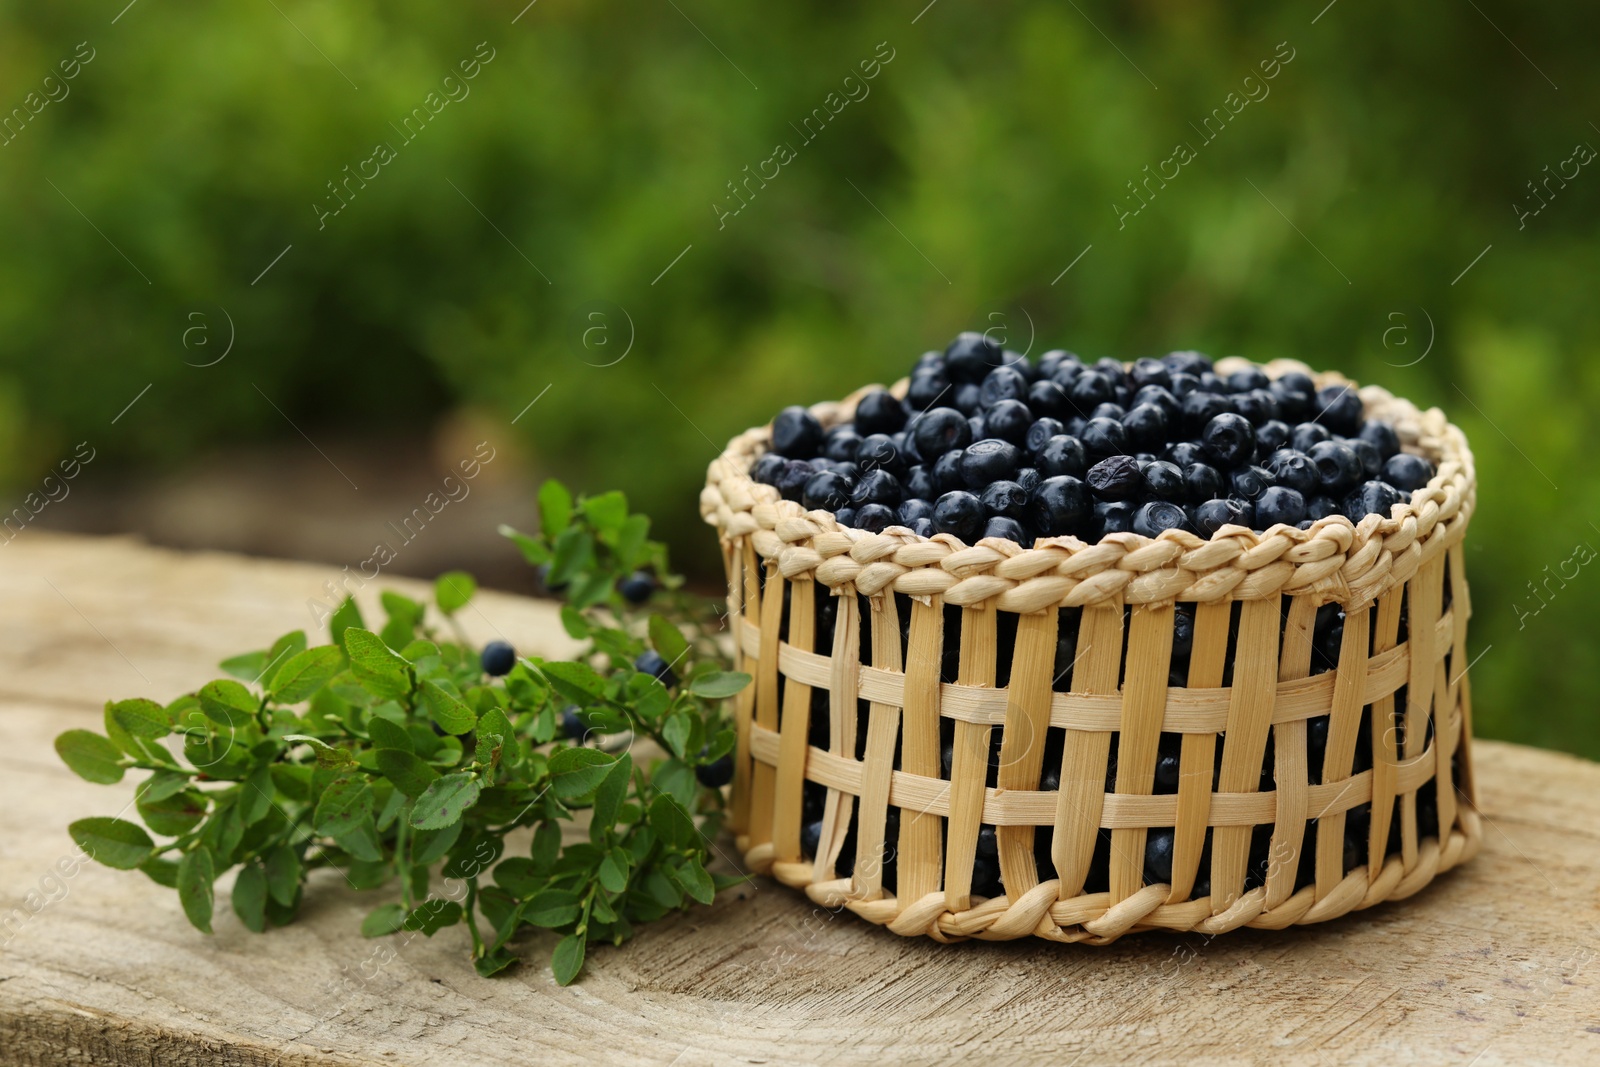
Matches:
[[700, 358, 1480, 944]]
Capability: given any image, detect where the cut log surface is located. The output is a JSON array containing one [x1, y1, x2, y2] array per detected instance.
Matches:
[[1, 534, 1597, 1067]]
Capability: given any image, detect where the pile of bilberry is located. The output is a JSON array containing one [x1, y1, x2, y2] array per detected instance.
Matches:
[[751, 332, 1436, 543]]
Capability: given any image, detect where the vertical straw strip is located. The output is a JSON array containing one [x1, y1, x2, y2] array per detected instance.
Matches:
[[1210, 598, 1281, 910], [944, 604, 995, 911], [1316, 601, 1370, 895], [899, 598, 945, 904], [853, 593, 904, 900], [1108, 603, 1173, 902], [1170, 601, 1228, 903], [1051, 599, 1124, 899], [1400, 557, 1444, 871], [996, 610, 1059, 897], [1367, 589, 1404, 876], [816, 590, 860, 879], [772, 578, 815, 863], [1436, 543, 1471, 838], [1265, 595, 1316, 909], [749, 560, 785, 850], [730, 539, 761, 833]]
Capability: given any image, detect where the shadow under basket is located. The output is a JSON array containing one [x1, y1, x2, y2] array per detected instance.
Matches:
[[700, 359, 1481, 944]]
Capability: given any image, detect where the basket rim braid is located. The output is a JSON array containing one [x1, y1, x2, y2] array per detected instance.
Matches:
[[701, 356, 1481, 945]]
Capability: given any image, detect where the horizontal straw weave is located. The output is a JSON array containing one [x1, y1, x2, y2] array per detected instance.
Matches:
[[702, 357, 1480, 943]]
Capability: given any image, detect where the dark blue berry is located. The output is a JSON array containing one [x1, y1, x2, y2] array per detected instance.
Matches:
[[771, 406, 824, 458], [856, 433, 901, 474], [774, 459, 815, 501], [898, 498, 935, 525], [1358, 420, 1400, 461], [1305, 495, 1340, 521], [1087, 455, 1143, 500], [822, 427, 862, 463], [1382, 452, 1435, 492], [854, 389, 907, 435], [854, 503, 896, 533], [1026, 417, 1066, 456], [980, 480, 1029, 520], [1182, 462, 1224, 503], [933, 449, 965, 493], [983, 516, 1029, 543], [905, 465, 937, 501], [1201, 412, 1255, 468], [966, 414, 987, 442], [1090, 402, 1127, 422], [1309, 441, 1363, 494], [912, 407, 972, 458], [979, 366, 1030, 407], [984, 399, 1033, 445], [1016, 467, 1042, 493], [1069, 370, 1116, 414], [849, 469, 902, 508], [1270, 372, 1316, 420], [802, 469, 855, 511], [952, 382, 982, 415], [1144, 828, 1176, 885], [1228, 366, 1271, 392], [1132, 500, 1189, 538], [1254, 485, 1307, 527], [1345, 480, 1402, 521], [1232, 389, 1280, 427], [801, 819, 823, 858], [1132, 384, 1181, 423], [1166, 441, 1204, 468], [1195, 498, 1252, 535], [1092, 499, 1135, 538], [1264, 449, 1317, 496], [1316, 384, 1364, 435], [695, 753, 735, 788], [958, 439, 1020, 488], [560, 705, 587, 740], [1037, 435, 1088, 478], [480, 640, 516, 676], [1230, 464, 1274, 501], [1254, 419, 1291, 455], [1028, 378, 1072, 419], [1130, 357, 1171, 389], [1080, 417, 1128, 459], [1165, 350, 1213, 377], [832, 506, 857, 528], [1167, 371, 1201, 399], [1182, 391, 1233, 435], [1291, 422, 1332, 452], [617, 572, 655, 605], [635, 650, 678, 687], [1142, 460, 1185, 502], [945, 331, 1004, 383], [933, 491, 985, 541], [1031, 476, 1090, 537], [750, 452, 785, 485], [908, 516, 936, 537], [1349, 438, 1383, 479], [1123, 402, 1169, 450], [907, 370, 951, 411]]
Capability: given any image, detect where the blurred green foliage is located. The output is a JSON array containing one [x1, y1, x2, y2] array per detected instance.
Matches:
[[1, 2, 1596, 756]]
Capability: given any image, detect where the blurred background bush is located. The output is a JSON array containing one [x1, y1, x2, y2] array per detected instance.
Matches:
[[1, 2, 1595, 755]]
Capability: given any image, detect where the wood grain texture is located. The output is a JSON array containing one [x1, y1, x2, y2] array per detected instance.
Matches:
[[2, 534, 1598, 1067]]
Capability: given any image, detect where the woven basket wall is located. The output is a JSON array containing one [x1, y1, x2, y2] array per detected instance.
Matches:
[[700, 358, 1480, 943]]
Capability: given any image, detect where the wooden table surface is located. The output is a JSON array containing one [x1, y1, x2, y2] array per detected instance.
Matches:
[[2, 534, 1597, 1067]]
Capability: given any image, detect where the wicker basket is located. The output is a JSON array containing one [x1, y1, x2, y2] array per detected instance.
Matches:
[[700, 357, 1480, 943]]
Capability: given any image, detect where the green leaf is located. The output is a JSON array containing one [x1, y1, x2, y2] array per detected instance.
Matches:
[[551, 933, 586, 986], [547, 526, 595, 588], [282, 734, 357, 769], [55, 730, 124, 784], [590, 754, 632, 839], [199, 680, 258, 727], [492, 857, 542, 897], [434, 571, 478, 615], [379, 591, 425, 648], [178, 847, 216, 934], [615, 513, 651, 569], [343, 628, 412, 700], [530, 820, 561, 868], [474, 950, 518, 978], [137, 789, 207, 836], [421, 680, 477, 736], [402, 899, 463, 936], [598, 850, 629, 894], [268, 629, 309, 666], [675, 859, 715, 905], [538, 479, 573, 540], [522, 889, 581, 928], [538, 660, 606, 703], [315, 778, 375, 837], [137, 769, 194, 803], [238, 763, 276, 826], [548, 747, 617, 802], [334, 818, 384, 863], [580, 490, 629, 538], [109, 698, 172, 738], [375, 749, 439, 798], [361, 902, 407, 938], [264, 844, 302, 906], [688, 671, 752, 699], [411, 818, 463, 866], [139, 856, 181, 888], [651, 758, 698, 810], [367, 715, 413, 752], [232, 862, 268, 933], [648, 614, 690, 667], [411, 773, 481, 830], [270, 645, 344, 703], [328, 596, 364, 646], [219, 649, 269, 682], [70, 817, 154, 869], [648, 794, 697, 851], [661, 711, 692, 760], [559, 604, 592, 640]]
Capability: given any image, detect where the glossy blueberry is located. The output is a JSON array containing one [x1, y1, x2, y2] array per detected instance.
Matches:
[[618, 571, 655, 605], [480, 640, 516, 676], [1080, 417, 1128, 459], [1069, 370, 1116, 414], [1305, 494, 1340, 521], [1194, 497, 1253, 535], [908, 516, 936, 537], [984, 399, 1033, 445], [1167, 371, 1201, 399], [979, 365, 1030, 407], [1132, 500, 1189, 538], [932, 449, 966, 493], [1227, 366, 1271, 393], [774, 459, 815, 501], [1164, 350, 1213, 377], [933, 490, 985, 541], [898, 497, 935, 525], [1087, 455, 1143, 500], [952, 382, 982, 415], [1026, 417, 1066, 456], [832, 505, 857, 528], [980, 480, 1029, 520], [856, 433, 901, 474], [1030, 476, 1090, 537], [771, 406, 824, 458], [823, 427, 863, 464], [853, 502, 895, 533], [895, 428, 923, 465], [1229, 464, 1274, 501], [958, 439, 1020, 488], [1349, 438, 1383, 479], [983, 516, 1029, 543], [1154, 744, 1181, 793], [911, 407, 972, 458], [1254, 485, 1307, 528], [1308, 441, 1363, 494], [1233, 389, 1280, 428], [1089, 402, 1127, 423], [1166, 441, 1204, 468], [1027, 378, 1071, 420], [635, 649, 678, 688], [849, 468, 902, 508], [905, 465, 937, 501], [906, 370, 952, 411], [1132, 384, 1181, 423], [1142, 460, 1185, 502], [1254, 419, 1291, 456], [967, 414, 987, 442], [1316, 384, 1364, 435], [1130, 356, 1171, 389], [560, 705, 587, 740], [1263, 449, 1317, 495], [1344, 479, 1402, 521], [1037, 435, 1088, 478], [854, 389, 907, 436], [802, 469, 855, 511], [1201, 413, 1256, 468], [1091, 499, 1135, 538], [1291, 422, 1332, 452], [750, 452, 785, 485], [1382, 452, 1435, 492], [1358, 420, 1401, 461], [1016, 466, 1042, 493], [1182, 462, 1224, 503], [1172, 605, 1195, 661], [1123, 402, 1169, 450], [1182, 391, 1233, 436], [694, 753, 735, 788], [945, 331, 1005, 383]]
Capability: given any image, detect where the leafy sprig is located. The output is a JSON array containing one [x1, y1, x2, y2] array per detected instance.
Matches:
[[56, 481, 747, 984]]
